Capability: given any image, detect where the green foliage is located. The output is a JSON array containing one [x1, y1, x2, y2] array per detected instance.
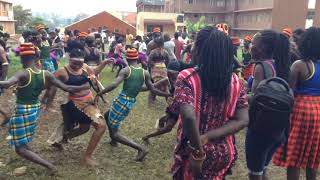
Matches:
[[186, 16, 208, 33], [13, 5, 32, 34]]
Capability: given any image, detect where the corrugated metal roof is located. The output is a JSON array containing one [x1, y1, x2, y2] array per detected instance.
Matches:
[[136, 0, 165, 6]]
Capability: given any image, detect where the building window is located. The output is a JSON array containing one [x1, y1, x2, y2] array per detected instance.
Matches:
[[217, 0, 225, 7], [188, 0, 193, 4], [209, 0, 215, 6], [194, 14, 199, 18], [177, 15, 184, 23], [114, 28, 119, 33], [307, 11, 316, 19], [146, 25, 163, 33], [308, 0, 316, 9]]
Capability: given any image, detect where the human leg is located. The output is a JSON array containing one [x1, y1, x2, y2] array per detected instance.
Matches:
[[81, 119, 106, 167], [109, 127, 148, 161], [142, 117, 176, 144], [15, 144, 57, 174], [287, 167, 300, 180], [306, 168, 317, 180], [104, 111, 118, 146]]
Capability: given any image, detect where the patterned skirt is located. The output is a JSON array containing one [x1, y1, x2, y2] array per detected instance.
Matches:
[[108, 92, 136, 129], [273, 95, 320, 169], [42, 58, 56, 73], [8, 103, 41, 147], [151, 62, 167, 82], [243, 64, 254, 80]]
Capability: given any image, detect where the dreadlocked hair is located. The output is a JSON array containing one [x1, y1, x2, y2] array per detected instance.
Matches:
[[298, 27, 320, 61], [257, 30, 290, 81], [194, 26, 234, 102], [68, 40, 85, 58]]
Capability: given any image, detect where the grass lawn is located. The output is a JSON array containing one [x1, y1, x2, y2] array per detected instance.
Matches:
[[0, 54, 311, 180]]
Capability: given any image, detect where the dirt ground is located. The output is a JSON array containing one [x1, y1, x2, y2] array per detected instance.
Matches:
[[0, 67, 314, 180]]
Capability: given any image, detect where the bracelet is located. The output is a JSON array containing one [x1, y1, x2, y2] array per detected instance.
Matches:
[[191, 151, 206, 161], [187, 141, 206, 160]]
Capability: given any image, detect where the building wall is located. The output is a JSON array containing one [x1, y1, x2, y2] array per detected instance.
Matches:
[[271, 0, 308, 31], [174, 0, 226, 13], [136, 12, 181, 36], [236, 10, 272, 29], [0, 1, 14, 34], [66, 11, 136, 36], [312, 0, 320, 26], [237, 0, 273, 10], [138, 5, 164, 13], [0, 21, 14, 34]]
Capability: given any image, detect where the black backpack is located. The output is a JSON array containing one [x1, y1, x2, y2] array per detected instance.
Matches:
[[249, 62, 294, 135]]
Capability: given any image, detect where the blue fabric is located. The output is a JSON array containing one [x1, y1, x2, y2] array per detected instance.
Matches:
[[295, 61, 320, 96], [8, 103, 41, 147], [42, 58, 56, 73], [108, 92, 136, 129], [245, 129, 284, 175]]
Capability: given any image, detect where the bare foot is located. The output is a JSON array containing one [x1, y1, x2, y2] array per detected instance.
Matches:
[[135, 149, 148, 162], [48, 166, 58, 176], [142, 137, 150, 145], [109, 140, 118, 147], [51, 143, 64, 151], [81, 157, 99, 168]]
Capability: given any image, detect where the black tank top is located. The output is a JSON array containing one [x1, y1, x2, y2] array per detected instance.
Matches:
[[64, 67, 89, 86], [84, 47, 100, 65]]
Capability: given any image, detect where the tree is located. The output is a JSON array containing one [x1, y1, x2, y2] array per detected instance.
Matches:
[[13, 5, 32, 33], [73, 13, 90, 23], [185, 16, 208, 34]]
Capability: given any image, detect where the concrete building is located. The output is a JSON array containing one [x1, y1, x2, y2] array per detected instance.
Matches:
[[136, 0, 165, 13], [136, 12, 184, 35], [65, 11, 136, 36], [166, 0, 317, 37], [136, 0, 184, 35], [0, 0, 14, 35]]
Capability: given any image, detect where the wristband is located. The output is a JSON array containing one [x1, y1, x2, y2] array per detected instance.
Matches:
[[2, 62, 9, 66], [187, 141, 206, 160]]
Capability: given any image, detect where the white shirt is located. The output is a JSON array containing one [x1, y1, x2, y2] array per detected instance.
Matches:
[[139, 42, 147, 53]]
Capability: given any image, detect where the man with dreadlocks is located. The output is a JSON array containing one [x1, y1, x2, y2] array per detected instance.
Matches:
[[166, 27, 249, 179]]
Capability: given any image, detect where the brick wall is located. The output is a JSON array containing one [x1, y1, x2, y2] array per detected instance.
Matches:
[[66, 11, 136, 36]]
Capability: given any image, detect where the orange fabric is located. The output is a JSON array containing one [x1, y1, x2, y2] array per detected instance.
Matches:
[[78, 32, 88, 37], [282, 28, 293, 38], [230, 36, 240, 46], [19, 43, 36, 56], [126, 48, 139, 60], [36, 24, 45, 31], [68, 91, 93, 101], [153, 27, 161, 33], [244, 35, 252, 43]]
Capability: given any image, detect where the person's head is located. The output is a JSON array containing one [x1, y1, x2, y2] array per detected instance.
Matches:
[[136, 35, 142, 42], [65, 29, 72, 36], [98, 27, 102, 33], [126, 48, 139, 64], [251, 30, 290, 80], [87, 28, 91, 34], [73, 29, 80, 37], [244, 35, 252, 48], [293, 28, 305, 44], [68, 40, 85, 71], [174, 32, 179, 40], [163, 33, 171, 42], [49, 31, 57, 39], [2, 33, 9, 42], [36, 25, 47, 40], [152, 27, 161, 39], [117, 37, 123, 44], [126, 29, 130, 35], [19, 43, 38, 68], [182, 33, 187, 39], [183, 44, 192, 55], [230, 36, 240, 56], [85, 36, 96, 47], [192, 26, 234, 102], [298, 27, 320, 62], [154, 35, 164, 47], [91, 28, 96, 33]]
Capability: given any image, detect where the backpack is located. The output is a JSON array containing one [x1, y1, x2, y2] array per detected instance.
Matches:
[[249, 62, 294, 135]]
